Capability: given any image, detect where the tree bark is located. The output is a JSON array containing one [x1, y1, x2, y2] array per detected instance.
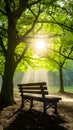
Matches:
[[0, 67, 14, 106], [59, 66, 64, 93], [0, 15, 16, 106]]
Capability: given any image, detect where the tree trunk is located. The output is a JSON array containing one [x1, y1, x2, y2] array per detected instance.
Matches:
[[0, 65, 14, 106], [59, 66, 64, 93], [0, 15, 16, 106], [0, 43, 16, 106]]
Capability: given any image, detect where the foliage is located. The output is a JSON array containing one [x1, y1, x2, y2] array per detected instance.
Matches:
[[0, 0, 73, 73]]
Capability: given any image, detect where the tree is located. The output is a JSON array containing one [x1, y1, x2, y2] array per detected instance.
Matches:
[[42, 31, 73, 93], [0, 0, 44, 106], [40, 0, 73, 92]]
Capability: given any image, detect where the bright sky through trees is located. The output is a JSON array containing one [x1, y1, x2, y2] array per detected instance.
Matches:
[[32, 36, 48, 58], [35, 39, 46, 50]]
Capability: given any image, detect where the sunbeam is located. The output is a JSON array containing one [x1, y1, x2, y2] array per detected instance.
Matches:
[[21, 69, 49, 86]]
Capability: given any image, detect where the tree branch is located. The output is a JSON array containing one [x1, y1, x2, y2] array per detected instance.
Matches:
[[0, 9, 6, 15], [22, 33, 61, 39], [37, 20, 73, 32], [28, 0, 42, 6], [14, 0, 42, 20], [48, 46, 73, 61], [16, 9, 41, 44], [4, 0, 11, 15], [27, 6, 36, 17], [15, 44, 28, 67]]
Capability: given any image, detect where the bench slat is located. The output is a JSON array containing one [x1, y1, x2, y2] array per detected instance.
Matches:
[[22, 95, 61, 102], [19, 86, 47, 90], [19, 90, 48, 94], [18, 82, 46, 86]]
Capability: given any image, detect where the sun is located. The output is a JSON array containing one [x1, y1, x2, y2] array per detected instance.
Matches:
[[32, 37, 48, 57], [35, 39, 46, 50]]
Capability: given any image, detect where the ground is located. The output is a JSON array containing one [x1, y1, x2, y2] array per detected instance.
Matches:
[[0, 92, 73, 130]]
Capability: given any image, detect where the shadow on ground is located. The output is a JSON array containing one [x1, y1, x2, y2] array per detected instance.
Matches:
[[4, 108, 67, 130]]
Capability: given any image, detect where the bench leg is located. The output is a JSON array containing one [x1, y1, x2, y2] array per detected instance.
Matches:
[[21, 99, 24, 108], [54, 102, 58, 115], [21, 98, 27, 108], [21, 99, 27, 108], [30, 99, 33, 108], [43, 102, 46, 113]]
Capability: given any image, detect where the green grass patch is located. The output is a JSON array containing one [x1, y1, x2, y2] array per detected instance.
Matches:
[[47, 86, 73, 93], [47, 86, 59, 93], [64, 86, 73, 93]]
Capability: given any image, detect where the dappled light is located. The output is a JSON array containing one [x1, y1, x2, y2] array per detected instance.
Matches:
[[60, 94, 73, 102]]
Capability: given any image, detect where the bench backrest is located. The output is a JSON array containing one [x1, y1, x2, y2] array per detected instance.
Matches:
[[18, 82, 48, 99]]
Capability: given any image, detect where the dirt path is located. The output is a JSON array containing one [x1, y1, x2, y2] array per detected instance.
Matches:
[[0, 92, 73, 130]]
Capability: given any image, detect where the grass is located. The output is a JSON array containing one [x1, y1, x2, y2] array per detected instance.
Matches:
[[64, 86, 73, 93], [47, 86, 73, 93]]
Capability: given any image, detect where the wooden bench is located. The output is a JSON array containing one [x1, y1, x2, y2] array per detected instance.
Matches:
[[18, 82, 61, 115]]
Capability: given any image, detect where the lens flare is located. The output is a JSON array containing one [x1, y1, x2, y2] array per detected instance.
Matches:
[[36, 40, 46, 50]]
